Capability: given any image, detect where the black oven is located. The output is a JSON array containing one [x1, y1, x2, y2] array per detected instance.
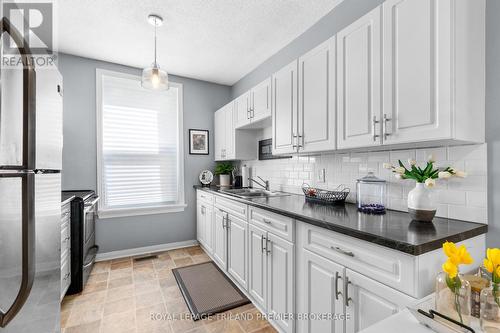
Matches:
[[63, 190, 99, 295]]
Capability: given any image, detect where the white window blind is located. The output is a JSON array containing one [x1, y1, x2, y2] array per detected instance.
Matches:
[[96, 70, 185, 217]]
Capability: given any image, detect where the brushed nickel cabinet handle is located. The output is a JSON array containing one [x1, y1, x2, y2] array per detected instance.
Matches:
[[335, 272, 343, 300], [372, 116, 380, 142], [383, 114, 391, 140], [261, 235, 266, 253], [345, 276, 353, 307], [330, 246, 355, 257]]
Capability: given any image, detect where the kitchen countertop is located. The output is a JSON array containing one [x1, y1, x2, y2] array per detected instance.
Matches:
[[61, 193, 75, 206], [194, 186, 487, 255]]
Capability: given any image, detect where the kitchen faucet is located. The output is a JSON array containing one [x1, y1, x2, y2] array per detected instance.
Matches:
[[248, 176, 270, 191]]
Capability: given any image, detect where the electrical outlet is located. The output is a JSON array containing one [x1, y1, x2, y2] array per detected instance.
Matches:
[[317, 168, 326, 183]]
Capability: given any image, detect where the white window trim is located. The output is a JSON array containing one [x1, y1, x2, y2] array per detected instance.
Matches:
[[95, 69, 185, 219]]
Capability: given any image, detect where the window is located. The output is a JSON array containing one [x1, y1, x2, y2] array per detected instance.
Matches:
[[96, 69, 185, 218]]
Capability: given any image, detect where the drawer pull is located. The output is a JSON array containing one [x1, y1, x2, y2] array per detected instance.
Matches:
[[331, 246, 355, 257], [263, 218, 271, 224], [335, 272, 342, 300]]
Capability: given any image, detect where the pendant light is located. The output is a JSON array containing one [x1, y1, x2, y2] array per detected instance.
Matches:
[[141, 14, 169, 90]]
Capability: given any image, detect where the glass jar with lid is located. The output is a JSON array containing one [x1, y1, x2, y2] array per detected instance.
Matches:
[[356, 172, 387, 214]]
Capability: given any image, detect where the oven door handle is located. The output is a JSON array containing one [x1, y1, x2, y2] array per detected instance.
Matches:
[[83, 245, 99, 268]]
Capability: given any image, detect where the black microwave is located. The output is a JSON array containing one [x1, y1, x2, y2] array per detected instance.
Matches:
[[258, 139, 292, 160]]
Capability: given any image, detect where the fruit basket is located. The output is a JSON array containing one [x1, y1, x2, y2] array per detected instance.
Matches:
[[301, 183, 350, 205]]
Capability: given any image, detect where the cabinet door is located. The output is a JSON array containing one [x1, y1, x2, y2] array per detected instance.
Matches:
[[224, 104, 235, 159], [267, 234, 294, 333], [204, 204, 214, 254], [213, 209, 227, 269], [345, 269, 414, 333], [299, 249, 345, 333], [196, 202, 205, 246], [272, 60, 298, 155], [227, 214, 248, 289], [337, 6, 382, 149], [382, 0, 452, 144], [251, 78, 271, 122], [248, 224, 267, 309], [214, 108, 225, 161], [234, 92, 251, 129], [298, 37, 336, 153]]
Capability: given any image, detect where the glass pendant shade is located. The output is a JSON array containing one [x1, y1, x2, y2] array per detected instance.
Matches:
[[141, 64, 169, 90]]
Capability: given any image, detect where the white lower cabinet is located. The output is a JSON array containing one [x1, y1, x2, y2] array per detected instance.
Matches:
[[344, 269, 414, 333], [196, 197, 214, 254], [228, 214, 248, 289], [213, 208, 227, 269], [298, 249, 345, 333], [266, 233, 294, 333], [248, 224, 267, 308]]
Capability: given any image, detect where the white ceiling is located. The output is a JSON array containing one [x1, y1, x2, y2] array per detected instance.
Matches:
[[56, 0, 343, 85]]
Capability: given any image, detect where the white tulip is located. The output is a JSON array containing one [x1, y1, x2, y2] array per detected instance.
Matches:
[[383, 163, 393, 170], [424, 178, 436, 188], [438, 171, 452, 179], [428, 154, 436, 163], [408, 159, 417, 166], [454, 170, 467, 178], [394, 166, 406, 174]]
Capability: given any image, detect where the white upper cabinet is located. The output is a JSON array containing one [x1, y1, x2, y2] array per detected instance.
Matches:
[[214, 102, 256, 161], [337, 6, 381, 149], [272, 60, 298, 155], [234, 78, 271, 129], [298, 37, 337, 153], [382, 0, 451, 144], [234, 92, 251, 129], [251, 78, 272, 123], [382, 0, 485, 145]]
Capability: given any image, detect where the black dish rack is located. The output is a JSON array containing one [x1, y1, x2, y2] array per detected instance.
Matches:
[[302, 183, 350, 205]]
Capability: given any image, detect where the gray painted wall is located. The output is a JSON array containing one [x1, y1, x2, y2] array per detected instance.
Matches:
[[231, 0, 384, 98], [59, 54, 231, 253], [486, 0, 500, 247], [231, 0, 499, 246]]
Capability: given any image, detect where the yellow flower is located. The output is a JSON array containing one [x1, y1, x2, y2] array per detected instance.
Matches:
[[443, 242, 474, 266], [484, 258, 494, 273], [484, 248, 500, 280], [443, 260, 458, 278]]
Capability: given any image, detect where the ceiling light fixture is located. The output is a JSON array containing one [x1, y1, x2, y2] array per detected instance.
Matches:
[[141, 14, 169, 91]]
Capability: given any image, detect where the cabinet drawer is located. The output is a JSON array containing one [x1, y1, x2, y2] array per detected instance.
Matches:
[[61, 224, 71, 258], [249, 207, 294, 242], [214, 196, 247, 220], [298, 222, 416, 296], [197, 190, 214, 205]]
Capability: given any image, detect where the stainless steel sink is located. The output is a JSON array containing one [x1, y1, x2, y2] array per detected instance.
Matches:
[[221, 188, 289, 199]]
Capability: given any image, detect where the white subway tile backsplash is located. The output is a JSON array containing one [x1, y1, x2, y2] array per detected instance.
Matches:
[[240, 144, 487, 224]]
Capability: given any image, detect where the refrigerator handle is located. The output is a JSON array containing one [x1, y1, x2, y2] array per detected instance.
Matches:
[[0, 17, 36, 170], [0, 174, 36, 328]]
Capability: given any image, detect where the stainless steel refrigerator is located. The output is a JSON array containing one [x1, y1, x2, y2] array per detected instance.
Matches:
[[0, 18, 63, 332]]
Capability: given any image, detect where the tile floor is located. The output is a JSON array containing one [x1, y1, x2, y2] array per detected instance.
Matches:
[[61, 245, 277, 333]]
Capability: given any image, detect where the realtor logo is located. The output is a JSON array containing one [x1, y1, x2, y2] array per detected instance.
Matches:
[[1, 1, 57, 68], [2, 1, 53, 54]]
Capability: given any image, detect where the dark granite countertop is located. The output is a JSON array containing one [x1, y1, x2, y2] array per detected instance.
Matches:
[[61, 193, 75, 206], [194, 186, 487, 256]]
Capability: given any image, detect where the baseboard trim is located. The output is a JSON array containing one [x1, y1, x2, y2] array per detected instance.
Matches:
[[95, 240, 199, 262]]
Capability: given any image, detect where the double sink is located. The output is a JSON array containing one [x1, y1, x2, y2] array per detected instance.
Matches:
[[220, 188, 290, 199]]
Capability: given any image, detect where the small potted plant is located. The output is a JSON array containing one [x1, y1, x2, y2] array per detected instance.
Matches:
[[384, 155, 466, 222], [215, 162, 234, 187]]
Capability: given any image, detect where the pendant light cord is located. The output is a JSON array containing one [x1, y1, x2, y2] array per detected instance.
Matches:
[[154, 18, 157, 67]]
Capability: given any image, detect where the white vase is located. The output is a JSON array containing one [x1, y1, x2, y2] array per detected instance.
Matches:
[[407, 182, 437, 222], [219, 174, 230, 187]]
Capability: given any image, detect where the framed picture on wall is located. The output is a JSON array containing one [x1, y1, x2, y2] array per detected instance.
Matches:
[[189, 129, 209, 155]]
